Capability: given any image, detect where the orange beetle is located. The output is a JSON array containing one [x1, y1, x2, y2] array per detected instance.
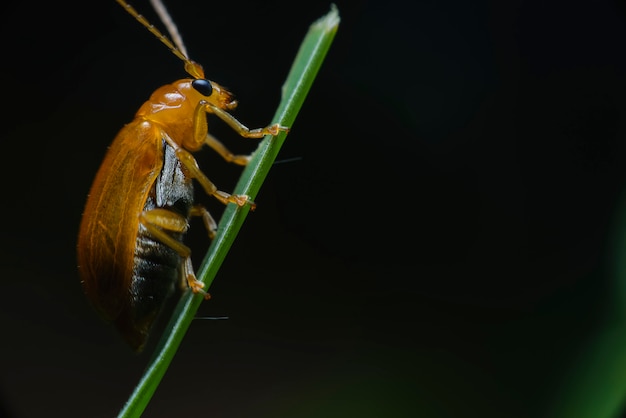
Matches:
[[77, 0, 288, 351]]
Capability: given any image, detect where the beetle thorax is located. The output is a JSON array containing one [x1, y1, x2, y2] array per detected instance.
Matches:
[[136, 80, 201, 148]]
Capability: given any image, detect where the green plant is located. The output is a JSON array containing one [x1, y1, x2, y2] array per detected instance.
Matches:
[[117, 5, 340, 417]]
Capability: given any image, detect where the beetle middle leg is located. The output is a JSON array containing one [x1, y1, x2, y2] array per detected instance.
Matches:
[[162, 132, 256, 210], [190, 204, 218, 240], [140, 208, 210, 298], [204, 132, 252, 166]]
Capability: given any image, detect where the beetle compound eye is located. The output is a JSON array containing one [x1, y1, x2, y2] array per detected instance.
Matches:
[[192, 79, 213, 97]]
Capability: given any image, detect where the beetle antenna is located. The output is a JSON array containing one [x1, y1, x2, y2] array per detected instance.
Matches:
[[115, 0, 205, 79], [149, 0, 188, 58]]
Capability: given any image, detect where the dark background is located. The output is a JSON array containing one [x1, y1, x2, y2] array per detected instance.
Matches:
[[2, 0, 626, 417]]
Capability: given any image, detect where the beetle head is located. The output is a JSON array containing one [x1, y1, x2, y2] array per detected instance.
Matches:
[[191, 79, 238, 111]]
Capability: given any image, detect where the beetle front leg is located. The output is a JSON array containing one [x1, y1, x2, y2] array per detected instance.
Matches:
[[205, 102, 290, 139]]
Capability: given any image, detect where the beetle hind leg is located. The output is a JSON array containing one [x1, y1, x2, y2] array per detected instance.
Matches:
[[140, 208, 210, 299], [181, 257, 210, 300]]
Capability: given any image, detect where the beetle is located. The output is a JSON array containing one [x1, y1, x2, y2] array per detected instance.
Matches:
[[77, 0, 288, 352]]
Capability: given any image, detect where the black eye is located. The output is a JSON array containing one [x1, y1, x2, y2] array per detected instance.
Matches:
[[192, 79, 213, 96]]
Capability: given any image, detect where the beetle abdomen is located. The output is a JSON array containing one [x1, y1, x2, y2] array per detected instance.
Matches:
[[115, 140, 194, 351], [130, 224, 181, 320]]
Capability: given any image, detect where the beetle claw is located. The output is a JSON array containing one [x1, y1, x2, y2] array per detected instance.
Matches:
[[188, 277, 211, 300]]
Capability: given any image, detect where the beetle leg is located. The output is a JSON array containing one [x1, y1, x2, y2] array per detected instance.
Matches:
[[162, 132, 256, 210], [193, 102, 251, 165], [141, 208, 189, 240], [181, 257, 210, 299], [140, 209, 210, 299], [205, 102, 290, 139], [190, 205, 218, 239], [204, 132, 251, 166]]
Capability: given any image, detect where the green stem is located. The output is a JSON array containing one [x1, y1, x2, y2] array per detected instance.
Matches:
[[117, 5, 340, 417]]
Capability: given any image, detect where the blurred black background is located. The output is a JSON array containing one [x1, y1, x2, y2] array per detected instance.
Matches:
[[2, 0, 626, 417]]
